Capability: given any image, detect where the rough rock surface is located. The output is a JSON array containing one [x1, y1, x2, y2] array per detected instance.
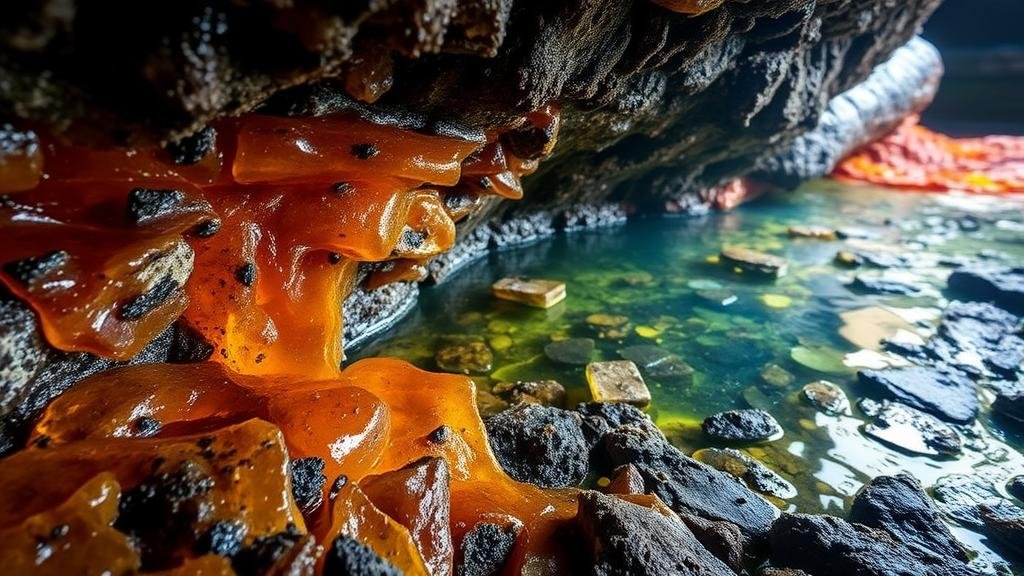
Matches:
[[848, 474, 969, 564], [768, 513, 972, 576], [702, 409, 783, 442], [457, 523, 519, 576], [484, 403, 588, 488], [575, 491, 734, 576], [858, 398, 962, 457], [947, 266, 1024, 314], [857, 366, 978, 424]]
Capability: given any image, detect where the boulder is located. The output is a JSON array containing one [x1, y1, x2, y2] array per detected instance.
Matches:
[[484, 404, 587, 488], [702, 409, 783, 442]]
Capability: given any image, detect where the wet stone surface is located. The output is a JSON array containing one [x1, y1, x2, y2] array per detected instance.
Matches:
[[484, 403, 587, 488], [857, 366, 978, 424], [858, 399, 961, 457], [801, 381, 850, 415], [702, 409, 783, 443], [692, 447, 797, 500]]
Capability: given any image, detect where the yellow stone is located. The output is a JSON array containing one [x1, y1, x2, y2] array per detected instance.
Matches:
[[761, 294, 792, 309], [491, 277, 566, 308], [705, 255, 720, 264], [596, 476, 611, 488], [489, 335, 513, 351], [585, 360, 650, 408], [635, 325, 660, 339], [798, 418, 817, 431]]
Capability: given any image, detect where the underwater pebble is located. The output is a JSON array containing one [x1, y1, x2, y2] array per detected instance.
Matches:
[[696, 289, 738, 306], [491, 277, 566, 308], [586, 313, 631, 339], [492, 379, 567, 408], [720, 246, 788, 278], [435, 341, 493, 374], [585, 360, 650, 408], [760, 294, 791, 309], [760, 363, 794, 388], [543, 338, 595, 365], [787, 225, 836, 240]]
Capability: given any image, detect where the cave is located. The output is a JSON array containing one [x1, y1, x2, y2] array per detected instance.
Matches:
[[0, 0, 1023, 574]]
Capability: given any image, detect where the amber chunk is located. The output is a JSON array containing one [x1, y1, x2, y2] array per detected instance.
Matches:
[[585, 360, 651, 408], [491, 277, 566, 308]]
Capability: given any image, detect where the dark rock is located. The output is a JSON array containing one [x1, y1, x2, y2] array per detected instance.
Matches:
[[289, 457, 327, 516], [492, 379, 566, 407], [848, 276, 922, 296], [2, 250, 69, 286], [233, 524, 318, 576], [692, 447, 797, 500], [196, 520, 247, 558], [993, 390, 1024, 426], [934, 301, 1024, 380], [835, 227, 877, 240], [720, 246, 788, 278], [484, 404, 587, 488], [435, 341, 493, 375], [602, 425, 779, 539], [323, 535, 401, 576], [702, 409, 783, 442], [167, 126, 217, 166], [948, 267, 1024, 314], [118, 276, 180, 321], [979, 504, 1024, 558], [457, 523, 519, 576], [932, 474, 1009, 530], [801, 380, 850, 415], [127, 188, 184, 225], [849, 474, 970, 564], [678, 512, 750, 573], [857, 366, 978, 423], [768, 513, 971, 576], [543, 338, 595, 365], [1008, 476, 1024, 503], [133, 415, 162, 437], [575, 491, 734, 576], [576, 401, 660, 449], [859, 399, 961, 457]]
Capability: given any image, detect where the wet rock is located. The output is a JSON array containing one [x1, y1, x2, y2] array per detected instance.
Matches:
[[491, 277, 566, 309], [484, 404, 587, 488], [697, 289, 738, 306], [233, 525, 318, 576], [576, 402, 661, 451], [835, 227, 877, 240], [801, 381, 850, 415], [289, 457, 327, 516], [575, 491, 734, 576], [543, 338, 594, 365], [948, 266, 1024, 314], [602, 425, 779, 539], [767, 513, 970, 576], [702, 409, 783, 442], [834, 251, 863, 267], [457, 523, 518, 576], [692, 448, 797, 500], [586, 314, 631, 339], [787, 225, 836, 240], [435, 341, 493, 375], [760, 364, 794, 388], [678, 512, 750, 573], [849, 474, 970, 564], [324, 535, 400, 576], [585, 360, 651, 408], [932, 474, 1010, 529], [848, 276, 922, 295], [606, 464, 646, 495], [933, 301, 1024, 380], [475, 390, 509, 419], [857, 366, 978, 423], [720, 246, 788, 278], [758, 568, 811, 576], [979, 504, 1024, 557], [1008, 476, 1024, 502], [492, 379, 566, 407], [859, 399, 961, 457], [993, 390, 1024, 426], [618, 345, 694, 382]]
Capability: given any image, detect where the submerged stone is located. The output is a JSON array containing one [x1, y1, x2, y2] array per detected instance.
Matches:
[[585, 360, 651, 408], [575, 491, 734, 576], [848, 275, 922, 296], [697, 289, 738, 306], [702, 409, 783, 442], [839, 306, 914, 351], [859, 399, 961, 457], [834, 250, 862, 267], [618, 345, 694, 382], [857, 366, 978, 423], [801, 381, 850, 415], [692, 447, 797, 500], [585, 313, 631, 339], [849, 474, 970, 564], [484, 404, 587, 488], [790, 345, 849, 375], [760, 363, 794, 388], [720, 246, 788, 278], [787, 225, 836, 240], [492, 379, 566, 407], [491, 277, 566, 309], [543, 337, 595, 365], [435, 341, 493, 374]]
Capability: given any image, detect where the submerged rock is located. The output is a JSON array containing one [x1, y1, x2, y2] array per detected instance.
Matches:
[[788, 225, 836, 240], [760, 364, 794, 389], [484, 404, 587, 488], [692, 447, 797, 500], [702, 409, 783, 442], [947, 266, 1024, 314], [491, 277, 566, 309], [767, 513, 969, 576], [618, 345, 695, 382], [543, 338, 595, 365], [492, 379, 566, 408], [849, 474, 969, 564], [586, 314, 632, 340], [859, 399, 961, 457], [857, 366, 978, 423], [720, 246, 788, 278], [435, 341, 494, 375], [575, 491, 734, 576], [801, 381, 850, 415], [848, 276, 922, 296]]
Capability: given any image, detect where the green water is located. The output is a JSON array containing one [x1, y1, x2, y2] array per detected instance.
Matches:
[[355, 180, 1024, 570]]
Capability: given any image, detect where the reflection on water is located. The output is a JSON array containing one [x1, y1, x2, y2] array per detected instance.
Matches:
[[354, 179, 1024, 570]]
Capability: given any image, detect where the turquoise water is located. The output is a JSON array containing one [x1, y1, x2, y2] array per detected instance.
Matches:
[[354, 180, 1024, 570]]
